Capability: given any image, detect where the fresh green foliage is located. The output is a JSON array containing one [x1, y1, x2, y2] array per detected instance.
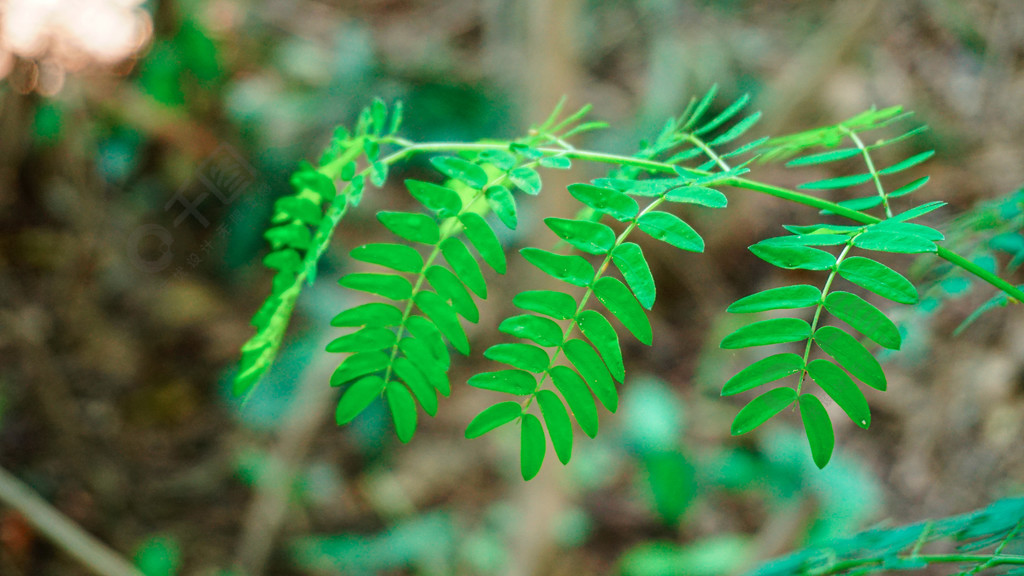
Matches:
[[236, 88, 1024, 479], [747, 496, 1024, 576]]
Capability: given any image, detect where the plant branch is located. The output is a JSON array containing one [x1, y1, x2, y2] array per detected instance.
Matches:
[[0, 465, 144, 576]]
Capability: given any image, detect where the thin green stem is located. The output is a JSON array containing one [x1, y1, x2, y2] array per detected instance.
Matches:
[[797, 241, 856, 394], [686, 133, 732, 172], [845, 128, 893, 218]]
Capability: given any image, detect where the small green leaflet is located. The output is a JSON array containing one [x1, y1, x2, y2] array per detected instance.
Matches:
[[545, 217, 616, 255], [730, 387, 797, 435], [540, 156, 572, 169], [888, 176, 930, 199], [853, 230, 936, 254], [662, 186, 728, 208], [331, 302, 403, 327], [838, 257, 918, 304], [520, 413, 546, 480], [757, 234, 850, 247], [441, 237, 488, 298], [336, 375, 385, 425], [499, 314, 564, 347], [611, 243, 656, 310], [813, 326, 886, 391], [349, 243, 424, 273], [727, 285, 822, 313], [431, 156, 489, 189], [513, 290, 578, 320], [785, 148, 860, 167], [405, 179, 462, 217], [484, 343, 550, 373], [265, 223, 311, 250], [576, 310, 625, 383], [393, 357, 437, 416], [637, 211, 704, 252], [378, 211, 441, 245], [708, 111, 762, 147], [721, 353, 804, 396], [414, 291, 470, 355], [694, 92, 751, 136], [749, 243, 837, 271], [340, 273, 412, 301], [325, 326, 396, 353], [460, 212, 507, 274], [406, 316, 451, 370], [799, 394, 834, 469], [263, 249, 301, 272], [567, 183, 639, 222], [274, 196, 320, 225], [520, 247, 595, 287], [465, 402, 521, 438], [509, 166, 542, 195], [878, 150, 934, 176], [425, 265, 479, 322], [823, 291, 901, 350], [806, 358, 870, 429], [468, 369, 536, 395], [476, 149, 517, 170], [549, 365, 599, 438], [891, 201, 945, 222], [387, 383, 418, 442], [400, 338, 450, 396], [798, 173, 872, 190], [485, 185, 518, 229], [592, 276, 653, 345], [536, 390, 573, 464], [721, 318, 811, 349], [564, 339, 617, 412], [330, 351, 389, 387]]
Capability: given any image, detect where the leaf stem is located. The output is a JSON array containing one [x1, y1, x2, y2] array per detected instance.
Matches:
[[797, 240, 856, 394], [844, 127, 893, 218]]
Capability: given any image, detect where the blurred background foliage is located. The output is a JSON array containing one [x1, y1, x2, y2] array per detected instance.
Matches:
[[1, 0, 1023, 575]]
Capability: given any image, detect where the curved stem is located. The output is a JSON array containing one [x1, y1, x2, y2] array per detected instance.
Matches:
[[845, 128, 893, 218]]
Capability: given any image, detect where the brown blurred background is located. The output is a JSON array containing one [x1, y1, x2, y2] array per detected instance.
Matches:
[[1, 0, 1023, 575]]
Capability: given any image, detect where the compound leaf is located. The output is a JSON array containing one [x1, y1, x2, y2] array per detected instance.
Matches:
[[824, 291, 902, 350], [592, 276, 653, 345], [340, 273, 412, 301], [727, 285, 822, 313], [387, 383, 418, 442], [520, 413, 546, 480], [722, 353, 804, 396], [550, 365, 599, 438], [484, 343, 550, 373], [730, 387, 797, 435], [441, 237, 487, 298], [499, 314, 564, 347], [536, 390, 573, 464], [637, 211, 704, 252], [513, 290, 578, 320], [749, 243, 837, 271], [807, 358, 870, 429], [545, 217, 616, 255], [468, 369, 536, 395], [721, 318, 812, 349], [576, 310, 625, 382], [460, 212, 507, 274], [377, 211, 440, 245], [567, 183, 639, 222], [838, 256, 919, 304], [799, 394, 834, 469], [465, 401, 521, 438], [405, 179, 462, 218], [813, 326, 886, 391], [521, 247, 595, 287], [611, 242, 656, 310], [336, 375, 385, 425], [564, 338, 618, 413]]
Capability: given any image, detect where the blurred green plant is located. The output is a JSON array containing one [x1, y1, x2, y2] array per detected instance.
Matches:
[[235, 88, 1024, 479]]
